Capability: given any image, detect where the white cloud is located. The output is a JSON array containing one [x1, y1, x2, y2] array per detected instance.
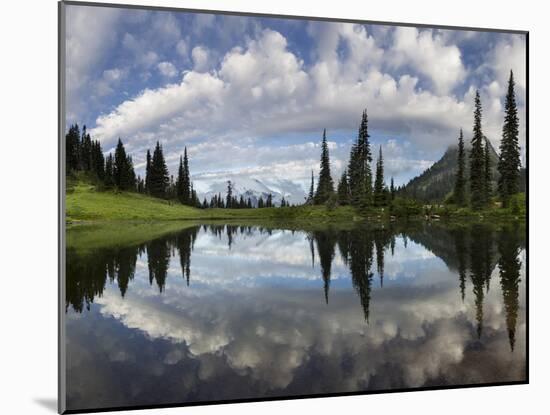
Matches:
[[65, 5, 121, 121], [390, 27, 466, 95], [157, 61, 178, 78], [191, 46, 211, 72], [85, 23, 525, 184], [490, 34, 527, 99]]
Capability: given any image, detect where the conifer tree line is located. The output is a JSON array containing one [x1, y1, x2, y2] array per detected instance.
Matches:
[[309, 109, 393, 208], [66, 125, 289, 209], [66, 126, 204, 206], [453, 71, 522, 210], [66, 124, 106, 182]]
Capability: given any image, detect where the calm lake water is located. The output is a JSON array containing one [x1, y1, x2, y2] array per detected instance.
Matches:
[[65, 221, 526, 411]]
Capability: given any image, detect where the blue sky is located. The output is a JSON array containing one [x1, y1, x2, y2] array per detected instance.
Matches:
[[65, 4, 526, 190]]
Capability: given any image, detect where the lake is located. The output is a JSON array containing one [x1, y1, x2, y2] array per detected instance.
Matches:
[[64, 221, 526, 411]]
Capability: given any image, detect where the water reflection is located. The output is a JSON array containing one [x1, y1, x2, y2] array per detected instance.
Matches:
[[65, 221, 526, 410]]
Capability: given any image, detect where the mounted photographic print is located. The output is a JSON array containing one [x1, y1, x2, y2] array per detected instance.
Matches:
[[59, 1, 528, 413]]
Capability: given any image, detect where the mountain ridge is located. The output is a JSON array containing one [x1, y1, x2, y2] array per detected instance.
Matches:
[[399, 142, 500, 203]]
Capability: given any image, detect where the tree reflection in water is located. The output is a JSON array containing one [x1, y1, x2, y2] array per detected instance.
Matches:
[[66, 222, 524, 349]]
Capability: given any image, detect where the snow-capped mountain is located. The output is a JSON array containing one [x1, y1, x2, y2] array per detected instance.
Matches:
[[193, 176, 307, 207]]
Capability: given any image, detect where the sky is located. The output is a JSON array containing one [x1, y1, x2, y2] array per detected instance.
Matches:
[[64, 4, 527, 190]]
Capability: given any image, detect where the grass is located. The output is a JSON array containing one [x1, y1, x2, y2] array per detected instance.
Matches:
[[65, 180, 526, 225], [65, 181, 367, 223], [67, 182, 202, 221], [66, 221, 200, 253]]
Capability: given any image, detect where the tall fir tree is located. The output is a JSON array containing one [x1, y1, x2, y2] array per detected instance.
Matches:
[[91, 140, 105, 181], [66, 124, 81, 173], [497, 71, 521, 207], [226, 181, 233, 208], [454, 128, 467, 206], [176, 155, 184, 202], [307, 170, 314, 204], [181, 147, 191, 204], [314, 129, 334, 204], [145, 149, 152, 194], [114, 138, 132, 190], [484, 137, 492, 205], [104, 153, 114, 188], [348, 109, 372, 207], [337, 170, 350, 205], [470, 91, 486, 210], [126, 155, 136, 190], [149, 141, 169, 198], [373, 145, 385, 206], [390, 177, 396, 201], [80, 125, 92, 171]]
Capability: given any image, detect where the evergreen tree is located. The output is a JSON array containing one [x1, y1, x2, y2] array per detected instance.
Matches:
[[145, 149, 152, 194], [104, 153, 114, 188], [182, 147, 191, 204], [498, 71, 521, 207], [337, 170, 350, 205], [126, 155, 136, 190], [226, 181, 233, 208], [176, 156, 184, 203], [247, 198, 252, 209], [176, 149, 191, 205], [307, 170, 315, 204], [373, 145, 385, 206], [258, 196, 264, 208], [91, 140, 105, 180], [348, 109, 372, 207], [470, 91, 486, 210], [114, 138, 134, 190], [281, 196, 286, 207], [390, 177, 396, 201], [484, 137, 492, 205], [149, 141, 169, 198], [266, 193, 273, 208], [454, 128, 467, 206], [314, 129, 335, 204], [66, 124, 81, 173], [79, 125, 92, 171]]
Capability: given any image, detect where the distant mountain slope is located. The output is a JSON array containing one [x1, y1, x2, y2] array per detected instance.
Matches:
[[195, 176, 307, 207], [399, 141, 500, 203]]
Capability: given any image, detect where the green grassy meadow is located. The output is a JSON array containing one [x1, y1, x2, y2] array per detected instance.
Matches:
[[66, 180, 526, 226]]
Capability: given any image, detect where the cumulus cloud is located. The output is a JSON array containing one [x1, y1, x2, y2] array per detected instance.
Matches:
[[390, 27, 466, 95], [157, 61, 178, 78], [65, 7, 526, 186], [65, 5, 121, 120], [191, 46, 212, 72], [91, 28, 480, 156]]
